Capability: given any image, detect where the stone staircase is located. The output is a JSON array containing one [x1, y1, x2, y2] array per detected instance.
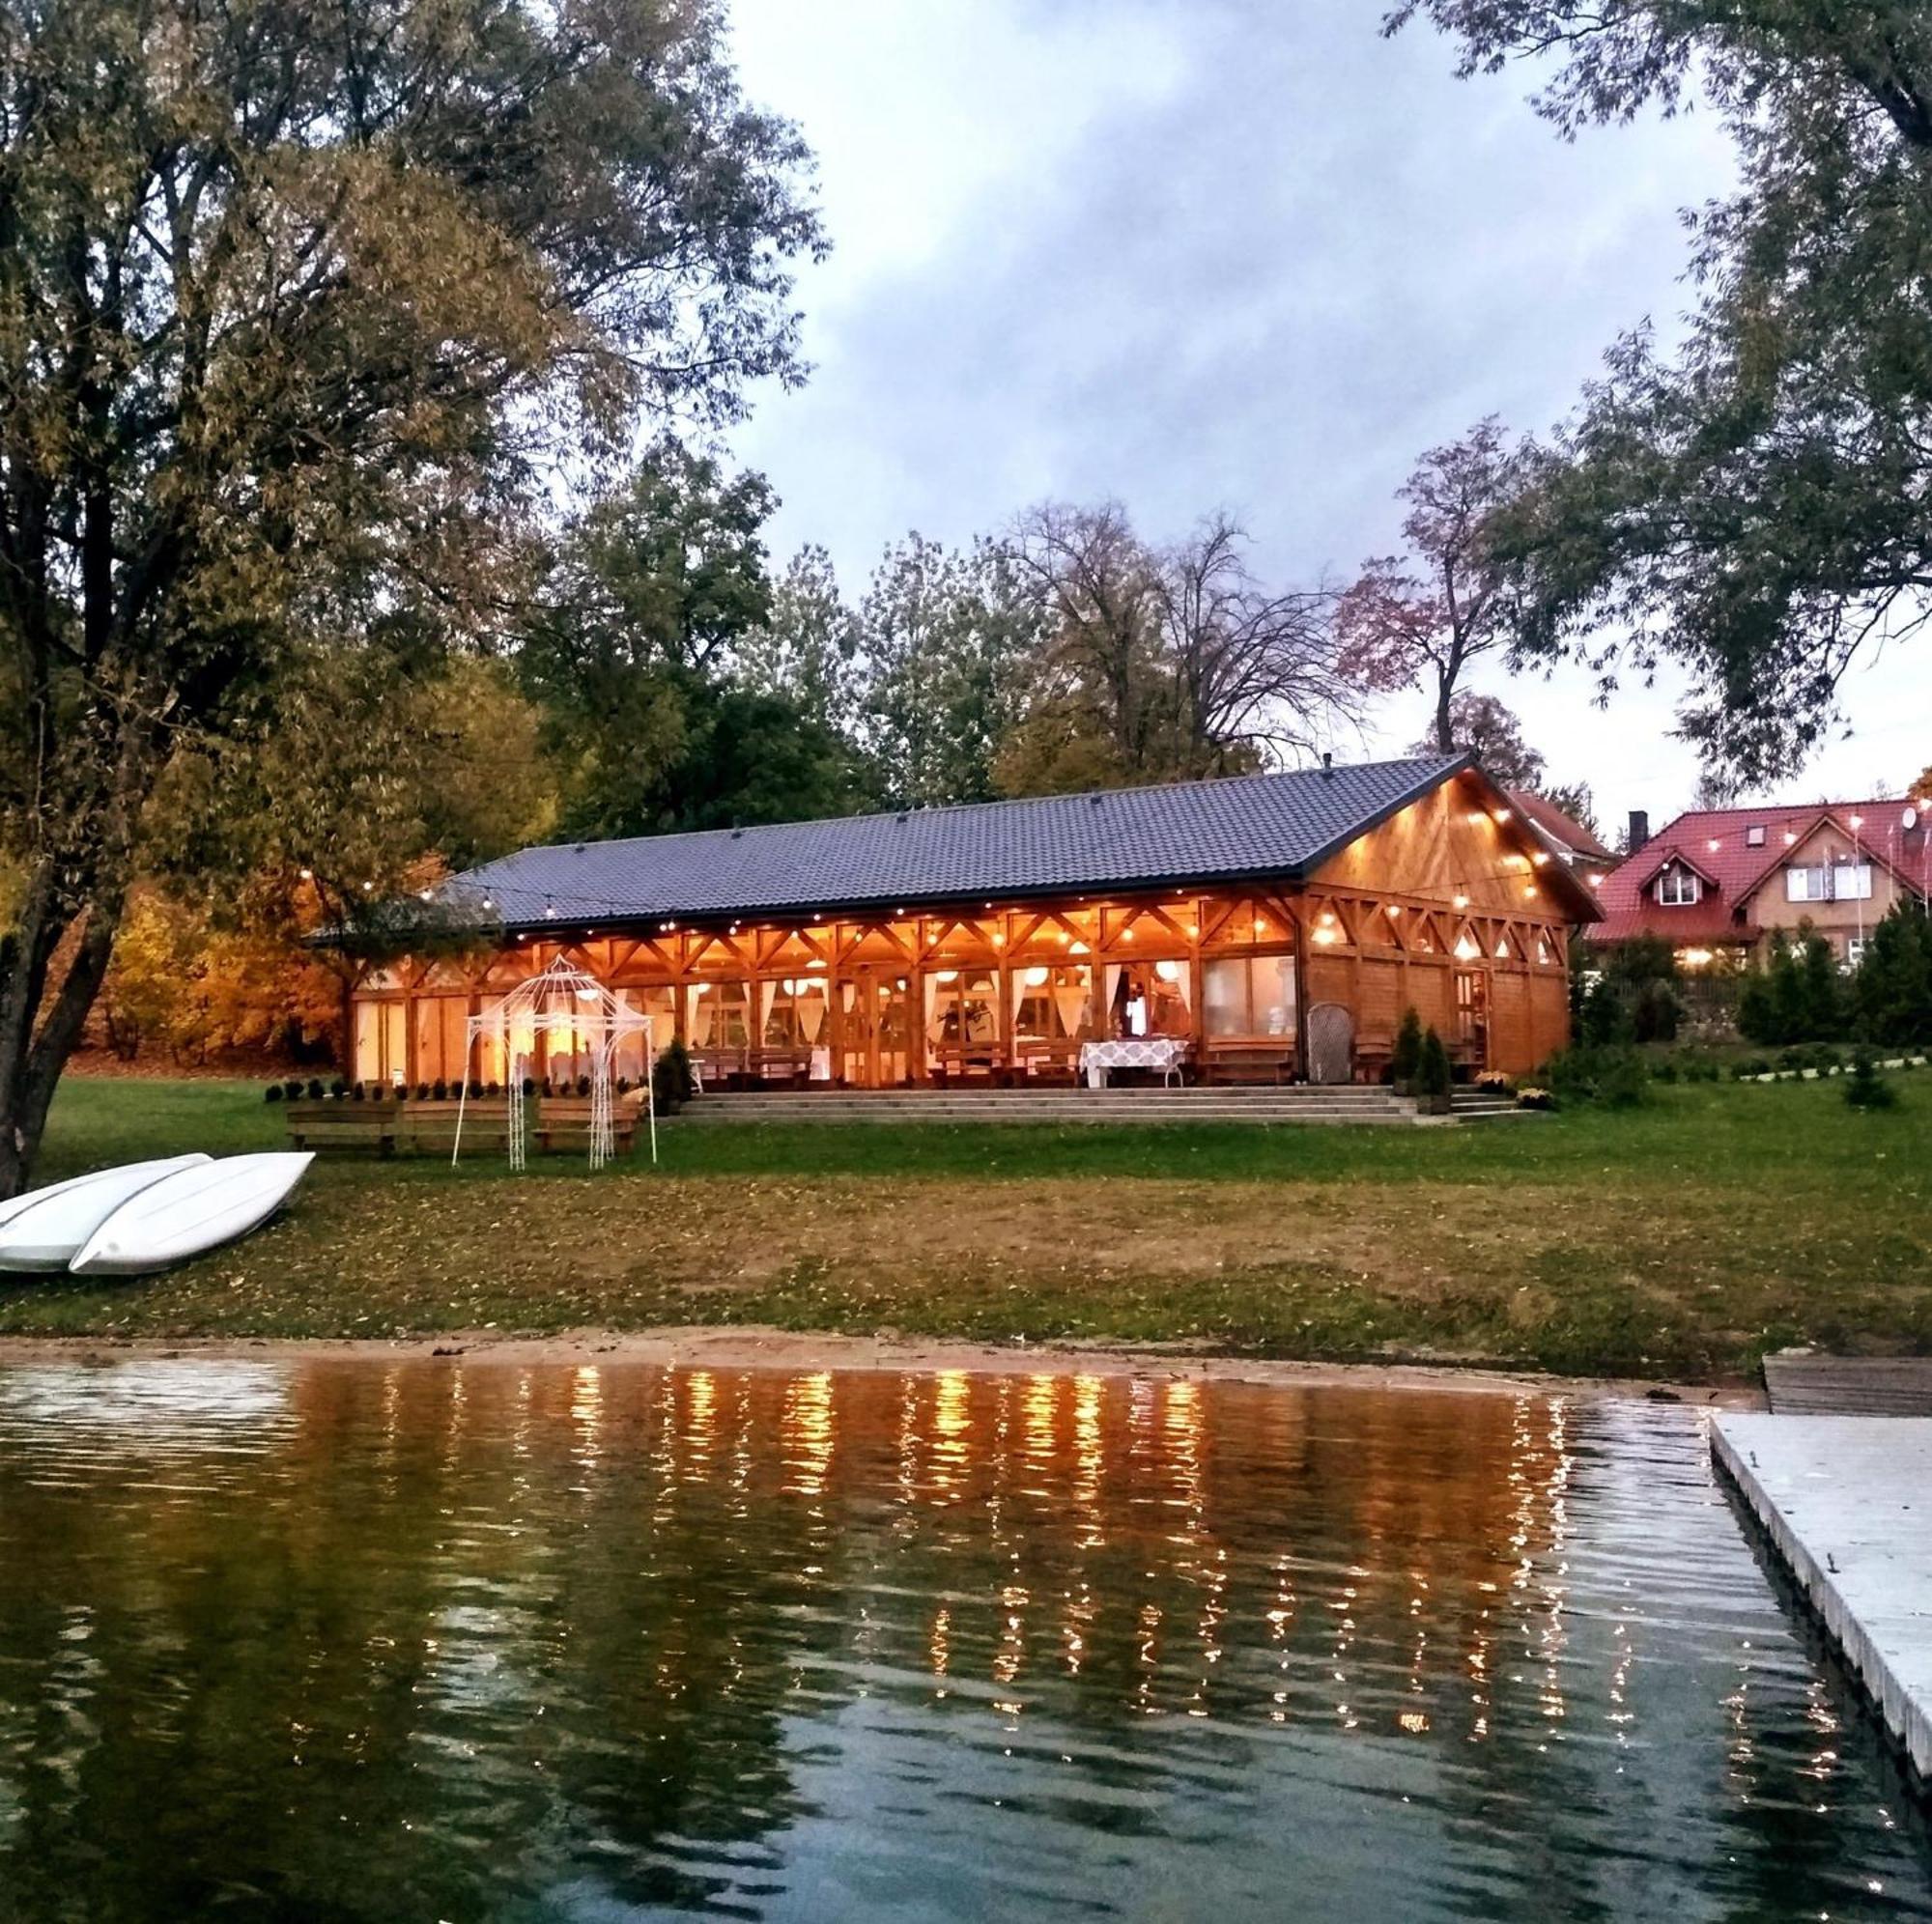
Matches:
[[1450, 1089, 1529, 1120], [672, 1084, 1423, 1126]]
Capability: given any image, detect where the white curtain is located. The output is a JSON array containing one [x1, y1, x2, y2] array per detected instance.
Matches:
[[756, 978, 777, 1045], [798, 992, 825, 1043], [1172, 963, 1193, 1009], [1102, 965, 1124, 1036]]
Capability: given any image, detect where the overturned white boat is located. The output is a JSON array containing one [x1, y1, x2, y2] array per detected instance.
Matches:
[[0, 1155, 213, 1273], [69, 1152, 315, 1277]]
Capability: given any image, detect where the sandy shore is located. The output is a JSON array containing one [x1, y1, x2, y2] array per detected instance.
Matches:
[[0, 1325, 1761, 1404]]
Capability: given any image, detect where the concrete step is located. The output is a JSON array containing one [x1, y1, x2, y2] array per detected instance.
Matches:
[[672, 1088, 1425, 1126]]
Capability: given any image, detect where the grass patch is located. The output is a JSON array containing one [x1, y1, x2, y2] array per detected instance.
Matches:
[[7, 1071, 1930, 1382]]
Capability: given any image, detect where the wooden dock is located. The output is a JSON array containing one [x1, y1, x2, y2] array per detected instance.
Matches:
[[1762, 1351, 1932, 1418], [1712, 1412, 1932, 1787]]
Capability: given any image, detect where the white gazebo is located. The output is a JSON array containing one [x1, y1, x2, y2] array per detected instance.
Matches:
[[452, 957, 658, 1171]]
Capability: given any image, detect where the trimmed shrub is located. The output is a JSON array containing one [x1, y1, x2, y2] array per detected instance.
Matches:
[[1845, 1051, 1897, 1110], [264, 1084, 284, 1103], [653, 1037, 697, 1113], [1543, 1043, 1648, 1108], [352, 1082, 366, 1101], [1414, 1027, 1453, 1112], [576, 1074, 592, 1098], [1516, 1086, 1554, 1111], [1390, 1007, 1424, 1090], [329, 1078, 347, 1099]]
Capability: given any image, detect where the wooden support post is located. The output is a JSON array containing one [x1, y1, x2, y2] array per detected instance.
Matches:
[[1293, 897, 1312, 1083]]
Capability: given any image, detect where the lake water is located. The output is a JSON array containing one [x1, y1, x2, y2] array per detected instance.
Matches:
[[0, 1361, 1925, 1921]]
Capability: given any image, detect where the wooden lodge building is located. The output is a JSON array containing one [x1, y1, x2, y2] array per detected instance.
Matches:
[[349, 753, 1598, 1092]]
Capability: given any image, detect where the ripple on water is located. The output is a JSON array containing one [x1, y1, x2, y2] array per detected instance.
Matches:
[[0, 1362, 1923, 1921]]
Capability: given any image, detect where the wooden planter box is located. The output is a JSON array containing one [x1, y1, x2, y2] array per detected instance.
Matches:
[[284, 1097, 635, 1159]]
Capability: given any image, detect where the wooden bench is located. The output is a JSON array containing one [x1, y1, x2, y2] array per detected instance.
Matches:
[[1202, 1040, 1297, 1085], [532, 1098, 637, 1157], [930, 1043, 1008, 1085], [391, 1100, 508, 1158], [285, 1101, 395, 1155], [286, 1097, 629, 1158]]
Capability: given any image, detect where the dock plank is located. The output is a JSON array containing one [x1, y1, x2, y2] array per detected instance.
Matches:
[[1712, 1412, 1932, 1786], [1763, 1353, 1932, 1418]]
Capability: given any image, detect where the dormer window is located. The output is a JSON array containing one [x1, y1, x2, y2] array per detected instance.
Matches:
[[1656, 865, 1701, 906], [1746, 825, 1765, 847]]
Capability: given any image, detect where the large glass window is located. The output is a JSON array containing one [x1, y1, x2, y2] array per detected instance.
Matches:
[[1203, 955, 1296, 1038], [688, 980, 752, 1053], [762, 978, 832, 1050], [413, 997, 469, 1086], [1010, 964, 1092, 1049], [926, 970, 1002, 1057], [611, 987, 675, 1083], [1656, 866, 1700, 906], [1105, 961, 1190, 1037]]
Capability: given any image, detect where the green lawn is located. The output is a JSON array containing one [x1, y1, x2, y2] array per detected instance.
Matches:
[[8, 1070, 1930, 1381]]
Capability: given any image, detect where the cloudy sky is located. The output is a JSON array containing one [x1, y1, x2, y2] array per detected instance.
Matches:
[[723, 0, 1927, 833]]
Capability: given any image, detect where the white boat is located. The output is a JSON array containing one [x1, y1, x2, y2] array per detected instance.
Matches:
[[0, 1155, 213, 1272], [69, 1152, 315, 1277]]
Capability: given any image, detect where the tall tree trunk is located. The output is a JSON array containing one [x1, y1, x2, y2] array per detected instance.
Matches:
[[1434, 675, 1455, 752], [0, 901, 120, 1197], [0, 699, 153, 1200]]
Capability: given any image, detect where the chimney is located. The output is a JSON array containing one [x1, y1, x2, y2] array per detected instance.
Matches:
[[1627, 809, 1650, 854], [1321, 752, 1334, 778]]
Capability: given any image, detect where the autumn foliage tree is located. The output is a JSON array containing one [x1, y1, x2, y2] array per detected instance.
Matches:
[[1334, 418, 1535, 750], [0, 0, 822, 1193]]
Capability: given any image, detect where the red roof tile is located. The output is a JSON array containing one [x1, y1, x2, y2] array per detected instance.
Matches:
[[1595, 798, 1932, 945]]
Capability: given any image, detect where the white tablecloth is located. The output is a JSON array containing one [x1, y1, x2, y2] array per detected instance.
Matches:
[[1079, 1037, 1189, 1089]]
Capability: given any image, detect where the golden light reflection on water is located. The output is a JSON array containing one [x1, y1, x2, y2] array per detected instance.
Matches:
[[0, 1364, 1924, 1921], [780, 1371, 835, 1499]]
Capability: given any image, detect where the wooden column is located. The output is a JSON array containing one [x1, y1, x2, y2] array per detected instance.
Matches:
[[1292, 898, 1312, 1083], [1188, 899, 1206, 1062]]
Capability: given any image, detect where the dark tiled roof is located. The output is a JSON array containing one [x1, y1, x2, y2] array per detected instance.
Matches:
[[444, 755, 1471, 929]]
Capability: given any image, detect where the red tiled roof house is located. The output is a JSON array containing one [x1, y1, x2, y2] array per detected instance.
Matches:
[[1595, 799, 1932, 970]]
